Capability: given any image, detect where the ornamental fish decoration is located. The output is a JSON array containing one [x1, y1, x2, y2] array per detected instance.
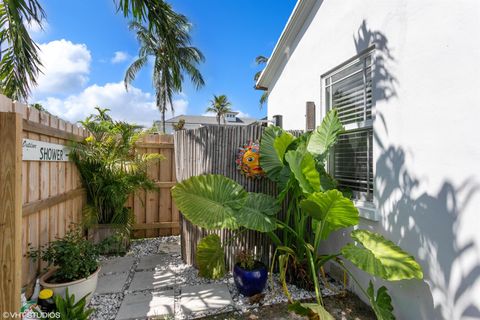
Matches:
[[236, 141, 264, 178]]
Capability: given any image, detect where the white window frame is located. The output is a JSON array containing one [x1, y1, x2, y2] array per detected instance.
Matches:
[[321, 47, 378, 221]]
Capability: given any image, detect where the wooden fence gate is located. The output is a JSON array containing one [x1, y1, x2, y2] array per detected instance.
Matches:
[[131, 134, 180, 238]]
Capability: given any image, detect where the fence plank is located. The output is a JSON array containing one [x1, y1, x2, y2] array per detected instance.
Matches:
[[0, 112, 22, 313], [23, 118, 84, 141]]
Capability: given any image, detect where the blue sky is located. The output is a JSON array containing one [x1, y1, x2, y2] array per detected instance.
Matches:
[[30, 0, 296, 127]]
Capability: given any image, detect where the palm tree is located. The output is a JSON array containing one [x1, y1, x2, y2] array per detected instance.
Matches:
[[0, 0, 181, 102], [124, 9, 205, 133], [254, 55, 269, 108], [206, 94, 232, 125], [0, 0, 45, 101]]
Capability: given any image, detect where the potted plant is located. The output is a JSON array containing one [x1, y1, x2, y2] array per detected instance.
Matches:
[[233, 250, 268, 297], [29, 227, 100, 304], [70, 108, 162, 250]]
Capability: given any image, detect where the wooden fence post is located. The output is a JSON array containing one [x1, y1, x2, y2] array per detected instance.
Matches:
[[0, 112, 23, 313]]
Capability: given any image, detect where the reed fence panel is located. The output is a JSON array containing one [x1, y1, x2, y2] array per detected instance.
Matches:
[[174, 125, 303, 271]]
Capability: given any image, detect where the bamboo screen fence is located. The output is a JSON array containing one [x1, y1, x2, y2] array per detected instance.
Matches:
[[174, 125, 303, 270]]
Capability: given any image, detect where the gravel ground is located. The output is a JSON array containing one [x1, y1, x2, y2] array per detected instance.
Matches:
[[89, 236, 346, 320]]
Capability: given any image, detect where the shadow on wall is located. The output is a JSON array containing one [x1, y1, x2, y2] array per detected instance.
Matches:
[[354, 20, 398, 105], [376, 146, 480, 319], [354, 20, 480, 320]]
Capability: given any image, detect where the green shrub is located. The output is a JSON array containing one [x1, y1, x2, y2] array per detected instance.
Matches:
[[29, 227, 99, 283]]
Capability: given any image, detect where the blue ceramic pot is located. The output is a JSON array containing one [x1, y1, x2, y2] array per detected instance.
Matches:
[[233, 261, 268, 297]]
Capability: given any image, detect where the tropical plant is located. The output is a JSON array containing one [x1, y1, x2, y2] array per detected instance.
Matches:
[[28, 227, 99, 283], [0, 0, 180, 102], [172, 109, 424, 320], [173, 118, 185, 131], [253, 55, 269, 108], [206, 94, 233, 125], [259, 109, 423, 319], [172, 174, 280, 278], [235, 250, 256, 270], [0, 0, 44, 101], [71, 107, 163, 233], [125, 6, 205, 133], [54, 288, 95, 320]]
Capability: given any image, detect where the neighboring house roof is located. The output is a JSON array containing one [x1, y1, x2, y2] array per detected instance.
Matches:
[[256, 0, 317, 90], [160, 114, 261, 126]]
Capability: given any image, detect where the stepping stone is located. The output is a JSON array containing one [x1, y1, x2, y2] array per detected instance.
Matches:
[[136, 254, 169, 271], [158, 243, 181, 255], [100, 256, 135, 275], [129, 269, 176, 292], [96, 272, 129, 294], [115, 290, 174, 320], [180, 283, 233, 314]]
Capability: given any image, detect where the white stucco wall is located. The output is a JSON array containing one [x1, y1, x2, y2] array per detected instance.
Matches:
[[265, 1, 480, 319]]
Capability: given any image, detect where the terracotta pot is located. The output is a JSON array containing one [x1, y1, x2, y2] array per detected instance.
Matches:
[[39, 266, 101, 304]]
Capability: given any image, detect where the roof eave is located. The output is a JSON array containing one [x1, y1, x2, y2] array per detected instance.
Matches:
[[256, 0, 317, 90]]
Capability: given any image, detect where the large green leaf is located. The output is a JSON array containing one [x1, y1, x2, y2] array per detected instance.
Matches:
[[341, 230, 424, 281], [300, 190, 359, 239], [260, 126, 295, 184], [288, 301, 334, 320], [196, 234, 226, 279], [236, 193, 279, 232], [171, 175, 246, 230], [307, 109, 344, 162], [367, 281, 395, 320], [284, 150, 320, 194]]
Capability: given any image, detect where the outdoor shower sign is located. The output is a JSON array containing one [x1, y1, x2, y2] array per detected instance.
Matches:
[[22, 138, 71, 162]]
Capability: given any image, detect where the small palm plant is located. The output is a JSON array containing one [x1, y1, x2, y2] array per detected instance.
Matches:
[[71, 107, 163, 234], [254, 55, 269, 108], [206, 94, 233, 125]]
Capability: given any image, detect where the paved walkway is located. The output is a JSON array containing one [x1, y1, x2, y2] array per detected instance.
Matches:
[[94, 242, 234, 320]]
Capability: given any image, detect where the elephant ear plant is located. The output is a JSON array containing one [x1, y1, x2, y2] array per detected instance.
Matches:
[[172, 109, 423, 319], [172, 174, 280, 278]]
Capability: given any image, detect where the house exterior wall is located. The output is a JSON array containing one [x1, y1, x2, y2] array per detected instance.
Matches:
[[265, 1, 480, 319]]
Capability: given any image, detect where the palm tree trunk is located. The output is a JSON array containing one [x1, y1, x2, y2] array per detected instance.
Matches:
[[217, 115, 220, 126], [162, 109, 166, 133]]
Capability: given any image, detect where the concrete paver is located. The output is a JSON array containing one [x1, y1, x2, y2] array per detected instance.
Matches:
[[129, 269, 176, 292], [100, 256, 135, 275], [136, 254, 169, 271], [180, 283, 233, 314], [96, 272, 129, 294], [115, 290, 175, 320]]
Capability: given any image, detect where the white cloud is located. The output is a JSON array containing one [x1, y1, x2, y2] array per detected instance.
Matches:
[[25, 19, 49, 40], [39, 81, 188, 128], [111, 51, 129, 64], [34, 39, 91, 95]]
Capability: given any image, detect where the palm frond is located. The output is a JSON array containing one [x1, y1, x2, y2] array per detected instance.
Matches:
[[124, 55, 148, 89]]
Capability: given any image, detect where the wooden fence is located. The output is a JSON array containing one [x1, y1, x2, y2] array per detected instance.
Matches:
[[0, 96, 87, 313], [0, 94, 179, 313], [174, 125, 302, 271], [130, 134, 179, 238]]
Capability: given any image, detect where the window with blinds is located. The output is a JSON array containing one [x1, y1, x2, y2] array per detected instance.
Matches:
[[323, 51, 374, 202]]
